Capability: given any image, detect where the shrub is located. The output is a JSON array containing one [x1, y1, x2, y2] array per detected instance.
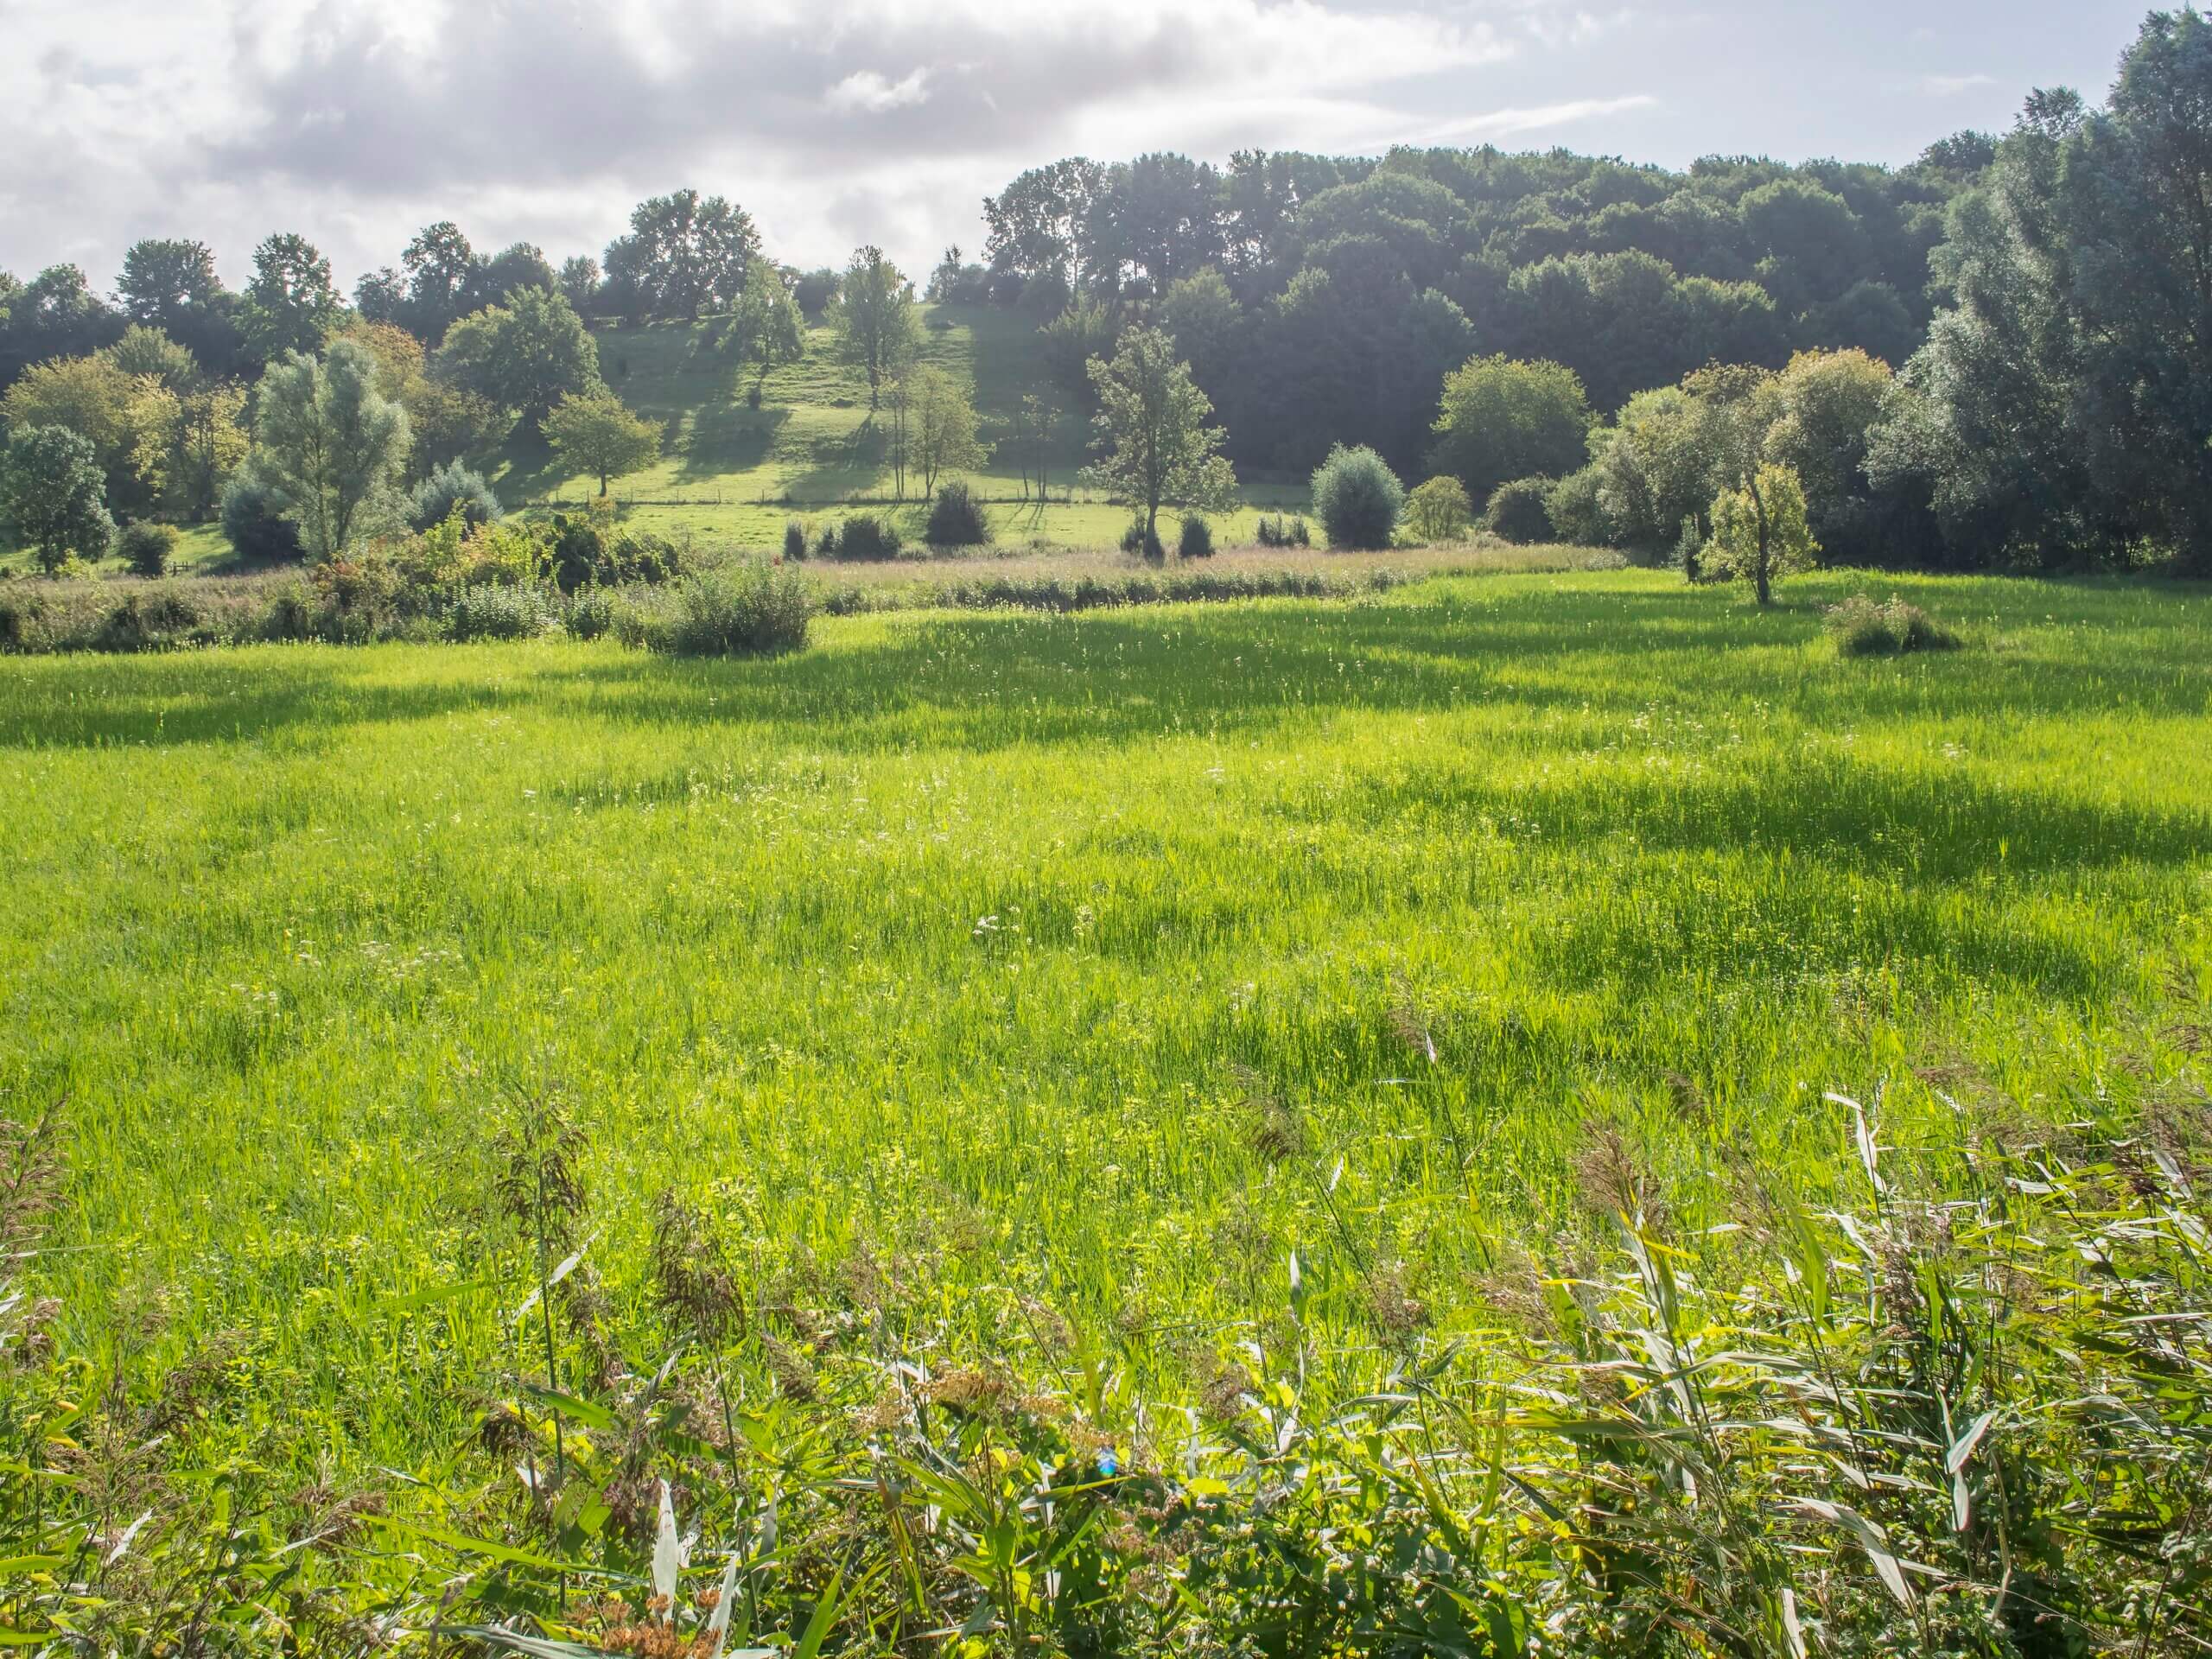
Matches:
[[219, 473, 303, 563], [1178, 513, 1215, 559], [814, 521, 841, 560], [1310, 445, 1403, 550], [1120, 520, 1166, 562], [1543, 463, 1612, 547], [448, 584, 559, 642], [924, 482, 991, 548], [257, 577, 315, 643], [92, 587, 213, 652], [1824, 594, 1962, 658], [836, 514, 902, 560], [115, 520, 180, 577], [1403, 476, 1473, 543], [1255, 513, 1313, 549], [1484, 478, 1555, 544], [784, 519, 809, 562], [550, 511, 683, 592], [409, 461, 505, 532], [639, 563, 815, 657], [566, 586, 620, 641]]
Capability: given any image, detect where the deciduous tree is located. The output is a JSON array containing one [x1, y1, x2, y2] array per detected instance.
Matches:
[[543, 391, 661, 497], [1082, 325, 1236, 552], [248, 338, 411, 560]]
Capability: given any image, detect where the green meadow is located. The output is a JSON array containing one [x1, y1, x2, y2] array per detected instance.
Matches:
[[6, 567, 2208, 1486]]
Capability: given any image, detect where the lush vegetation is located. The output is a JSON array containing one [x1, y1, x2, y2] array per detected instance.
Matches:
[[0, 568, 2206, 1654], [9, 12, 2212, 582]]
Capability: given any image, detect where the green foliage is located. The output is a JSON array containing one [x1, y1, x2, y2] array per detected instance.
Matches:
[[547, 505, 683, 593], [435, 286, 601, 424], [114, 518, 180, 576], [2, 424, 114, 571], [1310, 442, 1405, 549], [218, 470, 303, 563], [924, 480, 991, 547], [1402, 475, 1473, 543], [238, 232, 340, 362], [1710, 460, 1820, 603], [1544, 462, 1613, 548], [727, 259, 806, 394], [834, 512, 902, 560], [542, 391, 661, 497], [1484, 475, 1555, 543], [626, 561, 815, 655], [1254, 512, 1312, 547], [830, 246, 921, 410], [1039, 295, 1118, 405], [601, 189, 760, 320], [408, 460, 504, 531], [447, 583, 560, 642], [0, 570, 2206, 1648], [1177, 511, 1215, 559], [1429, 353, 1592, 506], [1824, 593, 1962, 656], [784, 518, 809, 561], [1083, 325, 1237, 550], [248, 338, 411, 561]]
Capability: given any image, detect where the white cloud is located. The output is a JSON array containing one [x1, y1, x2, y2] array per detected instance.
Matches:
[[0, 0, 1644, 289], [825, 67, 933, 114], [1922, 73, 1996, 96]]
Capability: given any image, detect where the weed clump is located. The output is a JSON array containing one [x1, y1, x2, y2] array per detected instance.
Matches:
[[1826, 594, 1962, 657], [628, 563, 815, 656]]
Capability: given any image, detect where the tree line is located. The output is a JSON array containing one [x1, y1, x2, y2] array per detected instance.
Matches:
[[3, 9, 2210, 578]]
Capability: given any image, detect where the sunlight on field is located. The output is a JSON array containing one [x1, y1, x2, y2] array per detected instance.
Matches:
[[4, 568, 2207, 1484]]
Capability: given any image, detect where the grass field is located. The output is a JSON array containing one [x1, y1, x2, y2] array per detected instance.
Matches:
[[8, 566, 2208, 1433], [4, 565, 2209, 1645]]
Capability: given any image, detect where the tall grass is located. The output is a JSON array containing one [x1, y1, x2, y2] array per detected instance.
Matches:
[[0, 568, 2204, 1648]]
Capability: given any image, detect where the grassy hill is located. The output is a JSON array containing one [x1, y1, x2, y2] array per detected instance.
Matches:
[[493, 302, 1306, 550]]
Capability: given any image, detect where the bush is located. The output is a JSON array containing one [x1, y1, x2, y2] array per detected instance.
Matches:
[[924, 482, 990, 548], [447, 585, 559, 642], [1256, 513, 1313, 549], [836, 514, 902, 560], [639, 563, 815, 657], [409, 461, 505, 532], [1825, 594, 1962, 658], [1484, 478, 1555, 544], [784, 519, 809, 562], [550, 511, 683, 592], [1178, 513, 1215, 559], [1120, 521, 1166, 562], [1404, 476, 1474, 543], [219, 473, 303, 563], [115, 520, 180, 577], [814, 521, 841, 560], [566, 586, 620, 641], [92, 587, 213, 652], [1543, 463, 1612, 547], [1310, 445, 1403, 550]]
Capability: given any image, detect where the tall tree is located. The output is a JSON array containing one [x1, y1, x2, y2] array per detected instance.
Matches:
[[436, 287, 601, 425], [830, 247, 920, 410], [247, 338, 411, 560], [727, 260, 805, 397], [2, 426, 113, 571], [239, 235, 341, 364], [603, 190, 759, 319], [115, 239, 242, 374], [908, 365, 988, 497], [0, 266, 123, 387], [1428, 355, 1592, 506], [1082, 325, 1237, 552]]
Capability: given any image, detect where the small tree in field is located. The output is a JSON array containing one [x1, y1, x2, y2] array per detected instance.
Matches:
[[830, 246, 920, 410], [3, 426, 114, 571], [1083, 326, 1236, 556], [544, 391, 661, 497], [1404, 475, 1472, 543], [912, 366, 988, 497], [251, 338, 410, 561], [1709, 461, 1818, 605]]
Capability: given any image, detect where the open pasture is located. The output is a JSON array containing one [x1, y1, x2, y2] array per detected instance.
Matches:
[[4, 568, 2208, 1485]]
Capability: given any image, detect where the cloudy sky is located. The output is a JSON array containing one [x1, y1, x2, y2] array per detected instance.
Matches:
[[0, 0, 2152, 295]]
